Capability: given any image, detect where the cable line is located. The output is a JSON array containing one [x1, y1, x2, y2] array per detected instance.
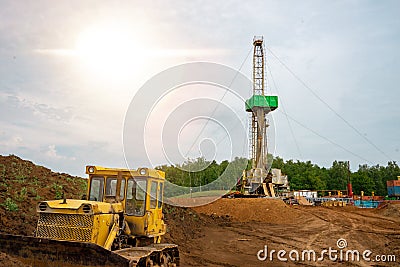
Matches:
[[184, 47, 253, 158], [265, 46, 392, 162], [267, 64, 303, 159], [277, 109, 373, 164]]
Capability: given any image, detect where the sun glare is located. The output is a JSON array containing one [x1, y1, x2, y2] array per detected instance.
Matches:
[[76, 24, 144, 81]]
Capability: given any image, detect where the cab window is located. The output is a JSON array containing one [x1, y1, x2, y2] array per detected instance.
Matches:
[[89, 177, 104, 201], [150, 181, 158, 209], [105, 177, 125, 200], [106, 177, 117, 195], [126, 179, 147, 216], [120, 179, 125, 200], [158, 183, 163, 208]]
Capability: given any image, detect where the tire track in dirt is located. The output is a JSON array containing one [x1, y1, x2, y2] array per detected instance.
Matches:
[[293, 206, 399, 267]]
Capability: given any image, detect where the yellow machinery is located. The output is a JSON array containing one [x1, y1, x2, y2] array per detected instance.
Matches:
[[0, 166, 179, 267], [321, 200, 347, 207]]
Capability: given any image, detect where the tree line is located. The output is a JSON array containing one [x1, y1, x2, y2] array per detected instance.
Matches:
[[156, 157, 399, 196]]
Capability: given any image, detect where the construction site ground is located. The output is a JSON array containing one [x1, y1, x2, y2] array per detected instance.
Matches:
[[0, 155, 399, 266], [164, 198, 400, 267]]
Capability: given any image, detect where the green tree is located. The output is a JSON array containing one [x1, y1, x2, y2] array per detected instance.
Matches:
[[327, 161, 349, 190], [351, 170, 375, 195]]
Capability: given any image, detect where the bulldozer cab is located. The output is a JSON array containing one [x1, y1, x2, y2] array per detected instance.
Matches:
[[86, 166, 166, 238]]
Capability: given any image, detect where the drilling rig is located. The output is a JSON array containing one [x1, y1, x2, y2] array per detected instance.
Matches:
[[239, 36, 278, 196]]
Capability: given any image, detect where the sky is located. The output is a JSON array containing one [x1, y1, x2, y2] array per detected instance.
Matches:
[[0, 0, 399, 176]]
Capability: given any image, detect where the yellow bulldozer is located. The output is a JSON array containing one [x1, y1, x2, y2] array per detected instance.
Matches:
[[0, 166, 179, 267]]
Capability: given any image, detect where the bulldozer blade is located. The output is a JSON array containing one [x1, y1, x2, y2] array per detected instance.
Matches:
[[0, 233, 135, 267]]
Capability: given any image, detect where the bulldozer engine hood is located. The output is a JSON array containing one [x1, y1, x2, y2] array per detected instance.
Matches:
[[37, 199, 123, 215]]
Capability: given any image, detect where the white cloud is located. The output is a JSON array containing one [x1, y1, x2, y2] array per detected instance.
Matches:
[[44, 145, 76, 161], [0, 134, 23, 149]]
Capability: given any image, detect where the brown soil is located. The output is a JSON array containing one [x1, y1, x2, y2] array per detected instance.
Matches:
[[0, 252, 30, 267], [193, 198, 305, 223], [297, 196, 313, 206], [1, 155, 400, 266], [0, 155, 86, 236], [0, 155, 86, 267], [174, 201, 400, 267], [375, 203, 400, 218]]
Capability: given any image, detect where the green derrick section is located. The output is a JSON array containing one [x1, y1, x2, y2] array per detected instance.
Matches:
[[245, 95, 278, 112]]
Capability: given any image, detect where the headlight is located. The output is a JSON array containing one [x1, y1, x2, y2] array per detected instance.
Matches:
[[87, 166, 95, 173], [38, 202, 48, 211], [82, 204, 92, 213], [139, 168, 147, 175]]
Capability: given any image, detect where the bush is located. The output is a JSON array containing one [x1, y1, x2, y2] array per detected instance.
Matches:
[[1, 197, 18, 211], [52, 183, 63, 199], [15, 187, 27, 202]]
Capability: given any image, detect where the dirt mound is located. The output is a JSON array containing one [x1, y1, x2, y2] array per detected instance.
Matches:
[[376, 202, 400, 218], [163, 204, 232, 266], [193, 198, 305, 224], [0, 252, 30, 267], [297, 196, 313, 205], [163, 204, 229, 244], [0, 154, 86, 236], [163, 205, 204, 244]]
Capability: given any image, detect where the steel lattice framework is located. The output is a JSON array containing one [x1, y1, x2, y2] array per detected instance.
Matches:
[[250, 37, 267, 169], [252, 38, 265, 96], [242, 36, 279, 195]]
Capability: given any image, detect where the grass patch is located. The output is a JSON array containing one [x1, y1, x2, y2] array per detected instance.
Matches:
[[52, 183, 64, 199], [1, 197, 18, 211], [79, 179, 88, 194], [29, 187, 37, 197], [15, 187, 27, 202], [0, 164, 5, 178], [32, 177, 40, 186]]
